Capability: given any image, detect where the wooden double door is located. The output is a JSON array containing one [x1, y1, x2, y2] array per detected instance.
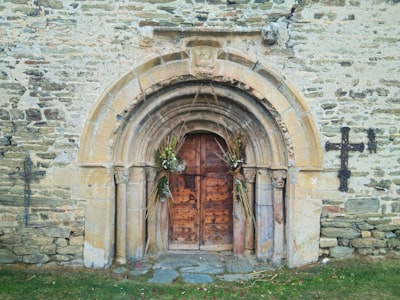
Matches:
[[169, 133, 233, 250]]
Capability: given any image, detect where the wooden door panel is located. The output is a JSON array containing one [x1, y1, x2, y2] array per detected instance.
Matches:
[[204, 210, 231, 224], [200, 135, 233, 246], [203, 224, 233, 245], [169, 134, 233, 249], [170, 227, 197, 243], [168, 135, 200, 246]]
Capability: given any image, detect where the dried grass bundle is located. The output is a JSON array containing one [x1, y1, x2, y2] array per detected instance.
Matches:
[[146, 134, 185, 220], [216, 131, 255, 226]]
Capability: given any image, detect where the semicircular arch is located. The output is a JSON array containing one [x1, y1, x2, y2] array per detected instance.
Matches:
[[78, 47, 322, 170]]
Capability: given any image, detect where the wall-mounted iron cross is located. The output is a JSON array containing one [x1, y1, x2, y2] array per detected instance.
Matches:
[[325, 126, 364, 192], [21, 155, 45, 226]]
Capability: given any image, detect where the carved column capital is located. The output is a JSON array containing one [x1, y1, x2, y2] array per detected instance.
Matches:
[[243, 167, 257, 183], [145, 166, 158, 182], [115, 167, 129, 184], [271, 170, 287, 189]]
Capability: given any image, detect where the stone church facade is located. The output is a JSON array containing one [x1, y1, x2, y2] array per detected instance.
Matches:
[[0, 0, 399, 268]]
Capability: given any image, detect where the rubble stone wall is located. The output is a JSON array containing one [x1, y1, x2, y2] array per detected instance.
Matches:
[[0, 0, 399, 265]]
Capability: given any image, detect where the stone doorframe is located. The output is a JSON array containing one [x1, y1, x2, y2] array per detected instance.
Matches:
[[78, 41, 323, 268]]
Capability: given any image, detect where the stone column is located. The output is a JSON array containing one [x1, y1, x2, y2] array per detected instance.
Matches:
[[145, 167, 157, 254], [243, 167, 256, 255], [255, 168, 274, 262], [233, 192, 246, 255], [126, 166, 146, 260], [271, 169, 287, 266], [114, 167, 129, 265]]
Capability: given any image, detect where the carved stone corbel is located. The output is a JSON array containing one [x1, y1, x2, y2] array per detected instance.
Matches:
[[272, 170, 287, 190]]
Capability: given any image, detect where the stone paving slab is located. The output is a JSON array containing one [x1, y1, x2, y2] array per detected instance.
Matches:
[[112, 253, 275, 285], [180, 265, 224, 274], [149, 269, 179, 284], [182, 273, 214, 284], [153, 253, 224, 268], [225, 256, 254, 273], [217, 273, 255, 282]]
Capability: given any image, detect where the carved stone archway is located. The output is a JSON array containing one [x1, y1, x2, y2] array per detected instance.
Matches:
[[79, 42, 323, 268]]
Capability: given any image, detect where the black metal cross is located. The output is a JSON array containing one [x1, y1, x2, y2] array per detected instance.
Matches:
[[325, 126, 364, 192], [21, 155, 45, 226]]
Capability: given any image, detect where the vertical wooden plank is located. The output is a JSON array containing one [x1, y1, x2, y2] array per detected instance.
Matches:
[[201, 135, 233, 246], [169, 135, 201, 248]]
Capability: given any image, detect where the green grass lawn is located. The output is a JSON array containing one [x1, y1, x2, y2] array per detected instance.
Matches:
[[1, 255, 399, 299]]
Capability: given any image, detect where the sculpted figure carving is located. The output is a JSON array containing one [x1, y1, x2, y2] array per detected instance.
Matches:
[[272, 170, 287, 189], [193, 47, 215, 72], [115, 168, 129, 184]]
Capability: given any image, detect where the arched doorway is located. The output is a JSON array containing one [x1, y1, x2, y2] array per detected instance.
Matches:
[[169, 133, 233, 251], [79, 44, 323, 268]]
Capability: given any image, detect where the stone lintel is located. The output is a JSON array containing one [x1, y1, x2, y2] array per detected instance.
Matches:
[[153, 26, 261, 37]]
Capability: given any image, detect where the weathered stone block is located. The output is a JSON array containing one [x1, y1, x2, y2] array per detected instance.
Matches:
[[55, 238, 68, 247], [44, 108, 65, 121], [0, 109, 10, 120], [351, 238, 386, 248], [387, 239, 400, 250], [22, 234, 54, 245], [41, 227, 70, 238], [329, 246, 354, 259], [13, 245, 40, 256], [0, 234, 22, 244], [321, 221, 352, 228], [69, 236, 84, 246], [53, 254, 71, 262], [357, 248, 373, 256], [22, 254, 50, 264], [361, 231, 371, 238], [25, 108, 42, 121], [345, 198, 379, 214], [368, 217, 392, 225], [320, 237, 338, 248], [40, 244, 57, 255], [37, 0, 63, 9], [57, 245, 82, 255], [359, 223, 374, 231], [0, 249, 16, 264], [321, 227, 360, 239], [371, 230, 385, 239], [375, 224, 400, 231]]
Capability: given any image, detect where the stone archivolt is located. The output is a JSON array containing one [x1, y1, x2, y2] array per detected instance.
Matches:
[[79, 42, 323, 268]]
